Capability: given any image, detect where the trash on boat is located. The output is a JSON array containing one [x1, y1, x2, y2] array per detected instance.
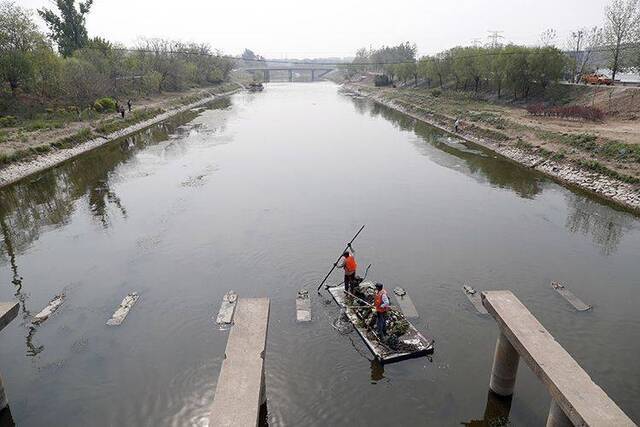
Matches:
[[328, 281, 434, 363], [106, 292, 139, 326]]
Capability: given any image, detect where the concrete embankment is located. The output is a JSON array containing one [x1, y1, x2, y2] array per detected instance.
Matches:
[[346, 84, 640, 213], [0, 87, 241, 189]]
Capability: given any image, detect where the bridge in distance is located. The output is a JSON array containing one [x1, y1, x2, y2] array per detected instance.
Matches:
[[243, 67, 336, 82]]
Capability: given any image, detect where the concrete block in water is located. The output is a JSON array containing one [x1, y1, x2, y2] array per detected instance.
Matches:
[[33, 294, 65, 324], [463, 285, 488, 315], [393, 287, 419, 318], [106, 292, 139, 326], [0, 302, 19, 332], [216, 290, 238, 325], [551, 282, 592, 311], [295, 289, 311, 322]]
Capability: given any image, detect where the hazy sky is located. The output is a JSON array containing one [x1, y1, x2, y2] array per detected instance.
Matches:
[[21, 0, 610, 58]]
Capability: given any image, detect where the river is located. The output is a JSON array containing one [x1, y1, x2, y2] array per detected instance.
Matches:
[[0, 82, 639, 426]]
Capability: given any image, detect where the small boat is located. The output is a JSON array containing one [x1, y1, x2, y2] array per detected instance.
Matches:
[[247, 82, 264, 92], [328, 281, 434, 363]]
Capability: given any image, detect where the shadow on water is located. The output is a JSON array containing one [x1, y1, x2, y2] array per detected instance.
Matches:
[[565, 193, 635, 255], [349, 96, 638, 255], [0, 96, 232, 357], [461, 390, 512, 427]]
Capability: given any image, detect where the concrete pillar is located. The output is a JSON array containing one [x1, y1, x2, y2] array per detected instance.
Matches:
[[0, 373, 8, 411], [546, 400, 573, 427], [489, 332, 520, 396], [263, 70, 270, 83], [288, 70, 293, 82], [311, 69, 316, 82]]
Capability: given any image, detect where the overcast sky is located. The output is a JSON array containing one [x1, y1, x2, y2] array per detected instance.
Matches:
[[21, 0, 610, 58]]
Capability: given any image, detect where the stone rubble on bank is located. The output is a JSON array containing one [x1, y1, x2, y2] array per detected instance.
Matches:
[[0, 88, 240, 188], [349, 85, 640, 212]]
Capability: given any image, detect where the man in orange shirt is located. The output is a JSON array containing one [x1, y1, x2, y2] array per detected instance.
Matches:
[[336, 246, 357, 294]]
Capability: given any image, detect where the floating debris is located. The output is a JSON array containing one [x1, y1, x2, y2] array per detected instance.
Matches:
[[393, 287, 419, 318], [463, 285, 488, 314], [216, 290, 238, 325], [328, 282, 434, 363], [296, 289, 311, 322], [33, 293, 65, 324], [551, 282, 592, 311], [106, 292, 140, 326]]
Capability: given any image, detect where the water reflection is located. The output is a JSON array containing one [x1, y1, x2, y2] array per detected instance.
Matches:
[[0, 97, 233, 358], [0, 406, 15, 427], [370, 360, 385, 383], [349, 96, 637, 254], [351, 98, 544, 200], [461, 390, 512, 427], [0, 97, 232, 265], [565, 193, 634, 255]]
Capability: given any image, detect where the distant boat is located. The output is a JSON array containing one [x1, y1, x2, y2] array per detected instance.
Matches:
[[248, 82, 264, 92]]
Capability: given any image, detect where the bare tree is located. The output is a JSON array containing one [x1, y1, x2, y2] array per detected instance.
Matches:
[[603, 0, 640, 82], [539, 28, 558, 47], [566, 27, 603, 83]]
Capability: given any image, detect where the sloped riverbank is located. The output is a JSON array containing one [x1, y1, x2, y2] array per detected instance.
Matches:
[[0, 87, 241, 188]]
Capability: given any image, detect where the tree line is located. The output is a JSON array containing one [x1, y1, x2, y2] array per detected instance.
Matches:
[[0, 0, 235, 113], [344, 0, 640, 99]]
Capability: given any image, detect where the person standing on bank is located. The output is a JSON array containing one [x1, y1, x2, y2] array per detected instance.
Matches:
[[374, 283, 390, 337], [335, 245, 357, 293]]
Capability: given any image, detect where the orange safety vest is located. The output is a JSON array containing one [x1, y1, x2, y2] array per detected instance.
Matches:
[[375, 289, 389, 313], [344, 255, 357, 275]]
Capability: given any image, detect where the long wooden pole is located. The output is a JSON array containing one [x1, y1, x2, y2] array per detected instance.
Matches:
[[317, 225, 365, 292]]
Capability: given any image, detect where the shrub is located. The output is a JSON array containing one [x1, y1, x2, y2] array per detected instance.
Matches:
[[374, 75, 391, 87], [526, 103, 605, 122], [93, 97, 117, 113], [431, 89, 441, 97], [0, 116, 17, 128]]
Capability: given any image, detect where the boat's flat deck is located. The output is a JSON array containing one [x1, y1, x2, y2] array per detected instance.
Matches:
[[328, 285, 434, 363]]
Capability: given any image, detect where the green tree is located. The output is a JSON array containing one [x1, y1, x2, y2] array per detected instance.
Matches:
[[38, 0, 93, 57], [529, 46, 566, 92], [0, 1, 45, 93]]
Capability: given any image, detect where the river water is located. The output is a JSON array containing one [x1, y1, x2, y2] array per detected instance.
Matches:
[[0, 82, 639, 426]]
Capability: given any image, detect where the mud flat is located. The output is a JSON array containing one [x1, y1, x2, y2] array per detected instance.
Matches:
[[345, 84, 640, 213], [0, 88, 241, 189]]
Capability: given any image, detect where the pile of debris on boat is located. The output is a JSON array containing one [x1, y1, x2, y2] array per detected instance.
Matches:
[[247, 82, 264, 92], [328, 281, 434, 363]]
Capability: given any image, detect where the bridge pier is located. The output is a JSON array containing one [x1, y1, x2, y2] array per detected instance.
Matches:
[[311, 69, 316, 82], [489, 332, 520, 396], [481, 291, 634, 426], [546, 400, 573, 427], [288, 70, 293, 82]]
